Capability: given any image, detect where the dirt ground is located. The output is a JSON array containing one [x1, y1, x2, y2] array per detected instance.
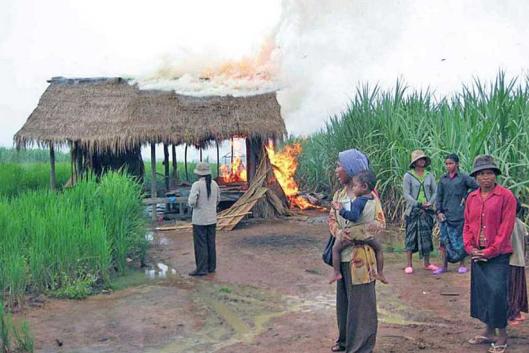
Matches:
[[19, 212, 529, 353]]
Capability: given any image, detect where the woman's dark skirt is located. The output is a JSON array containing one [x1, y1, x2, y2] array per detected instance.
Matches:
[[470, 254, 510, 328], [508, 265, 528, 320], [336, 262, 377, 353]]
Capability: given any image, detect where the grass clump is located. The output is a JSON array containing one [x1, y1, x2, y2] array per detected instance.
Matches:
[[0, 299, 34, 353], [0, 163, 70, 197], [0, 172, 147, 308]]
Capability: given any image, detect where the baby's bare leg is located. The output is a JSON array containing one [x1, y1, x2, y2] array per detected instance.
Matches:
[[329, 238, 354, 283], [366, 238, 388, 284]]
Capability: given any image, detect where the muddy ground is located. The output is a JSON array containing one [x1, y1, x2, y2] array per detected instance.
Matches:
[[20, 212, 529, 353]]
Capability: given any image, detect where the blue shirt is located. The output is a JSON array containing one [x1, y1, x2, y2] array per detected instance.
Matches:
[[339, 195, 372, 222]]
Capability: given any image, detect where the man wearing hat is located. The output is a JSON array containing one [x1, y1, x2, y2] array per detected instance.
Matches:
[[187, 162, 221, 276], [402, 150, 439, 274], [464, 155, 516, 352]]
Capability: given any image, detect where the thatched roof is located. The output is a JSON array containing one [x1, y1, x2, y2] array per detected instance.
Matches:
[[14, 77, 286, 152]]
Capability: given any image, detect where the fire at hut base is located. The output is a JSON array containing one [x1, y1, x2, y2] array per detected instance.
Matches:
[[265, 142, 323, 210]]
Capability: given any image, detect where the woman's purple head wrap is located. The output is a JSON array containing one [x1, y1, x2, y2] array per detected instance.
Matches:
[[338, 149, 369, 177]]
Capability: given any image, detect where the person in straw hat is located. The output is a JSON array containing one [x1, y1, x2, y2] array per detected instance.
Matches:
[[464, 155, 516, 353], [402, 149, 439, 274], [187, 162, 221, 276]]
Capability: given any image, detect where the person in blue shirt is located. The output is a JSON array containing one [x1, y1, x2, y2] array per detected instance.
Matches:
[[434, 153, 478, 275]]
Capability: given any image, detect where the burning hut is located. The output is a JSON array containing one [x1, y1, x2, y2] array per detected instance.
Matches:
[[14, 77, 295, 225]]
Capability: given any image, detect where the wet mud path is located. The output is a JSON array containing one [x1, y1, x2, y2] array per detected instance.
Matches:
[[19, 216, 529, 352]]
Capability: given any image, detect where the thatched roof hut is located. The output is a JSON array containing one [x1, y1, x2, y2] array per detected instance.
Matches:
[[14, 77, 286, 151], [14, 77, 288, 221]]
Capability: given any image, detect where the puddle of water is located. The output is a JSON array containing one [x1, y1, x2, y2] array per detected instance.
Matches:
[[144, 262, 177, 280]]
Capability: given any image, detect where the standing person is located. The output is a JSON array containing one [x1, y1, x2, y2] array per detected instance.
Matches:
[[187, 162, 221, 276], [328, 148, 386, 353], [329, 169, 388, 285], [464, 155, 516, 353], [507, 199, 528, 326], [434, 153, 478, 275], [402, 150, 438, 274]]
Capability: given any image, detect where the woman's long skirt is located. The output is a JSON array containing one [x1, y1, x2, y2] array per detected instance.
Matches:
[[336, 262, 377, 353], [404, 207, 434, 258], [470, 254, 510, 328], [508, 266, 529, 320]]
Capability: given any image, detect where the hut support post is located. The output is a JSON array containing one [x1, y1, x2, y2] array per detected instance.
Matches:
[[216, 141, 220, 178], [231, 138, 234, 165], [184, 144, 189, 181], [246, 137, 259, 184], [171, 145, 177, 185], [199, 148, 203, 162], [163, 144, 170, 191], [49, 145, 57, 191], [71, 144, 76, 185], [150, 143, 157, 222]]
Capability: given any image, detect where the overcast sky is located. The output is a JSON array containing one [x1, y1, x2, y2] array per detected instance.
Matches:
[[2, 0, 529, 157]]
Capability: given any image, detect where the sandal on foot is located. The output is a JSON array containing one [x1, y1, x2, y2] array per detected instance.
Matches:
[[331, 343, 345, 352], [404, 266, 414, 274], [424, 264, 439, 271], [488, 343, 507, 353], [508, 319, 521, 326], [458, 266, 469, 273], [433, 267, 447, 275], [468, 335, 495, 344]]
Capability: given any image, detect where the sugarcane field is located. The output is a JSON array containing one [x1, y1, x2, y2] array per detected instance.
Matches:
[[2, 1, 529, 353]]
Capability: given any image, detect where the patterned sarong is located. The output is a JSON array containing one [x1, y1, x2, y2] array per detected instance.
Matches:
[[439, 221, 466, 263], [405, 206, 434, 258]]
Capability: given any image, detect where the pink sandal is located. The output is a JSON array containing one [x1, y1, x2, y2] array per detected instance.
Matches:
[[424, 264, 439, 271], [404, 266, 414, 274]]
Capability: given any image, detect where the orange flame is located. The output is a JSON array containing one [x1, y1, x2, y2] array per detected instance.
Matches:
[[219, 156, 247, 184], [265, 142, 317, 210], [200, 38, 276, 81], [218, 138, 247, 184]]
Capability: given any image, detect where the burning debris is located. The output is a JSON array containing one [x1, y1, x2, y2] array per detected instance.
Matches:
[[265, 142, 321, 210]]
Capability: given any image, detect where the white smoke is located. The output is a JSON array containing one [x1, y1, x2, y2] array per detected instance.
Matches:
[[135, 0, 529, 137], [274, 0, 529, 135]]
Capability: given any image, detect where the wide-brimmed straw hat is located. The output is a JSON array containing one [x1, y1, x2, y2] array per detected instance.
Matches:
[[193, 162, 211, 176], [470, 155, 501, 177], [409, 149, 431, 169]]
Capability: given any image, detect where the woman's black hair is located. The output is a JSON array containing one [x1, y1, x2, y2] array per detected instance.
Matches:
[[445, 153, 460, 163], [205, 175, 212, 199]]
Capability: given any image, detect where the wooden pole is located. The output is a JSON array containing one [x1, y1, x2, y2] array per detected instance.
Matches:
[[184, 144, 189, 181], [70, 144, 76, 185], [150, 143, 157, 222], [216, 141, 220, 178], [49, 144, 57, 191], [199, 148, 203, 162], [230, 137, 234, 165], [163, 143, 170, 191], [171, 144, 177, 184]]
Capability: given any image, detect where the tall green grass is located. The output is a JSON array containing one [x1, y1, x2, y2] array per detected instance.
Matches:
[[0, 160, 219, 197], [0, 163, 71, 197], [0, 147, 69, 163], [0, 173, 147, 307], [296, 72, 529, 222]]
